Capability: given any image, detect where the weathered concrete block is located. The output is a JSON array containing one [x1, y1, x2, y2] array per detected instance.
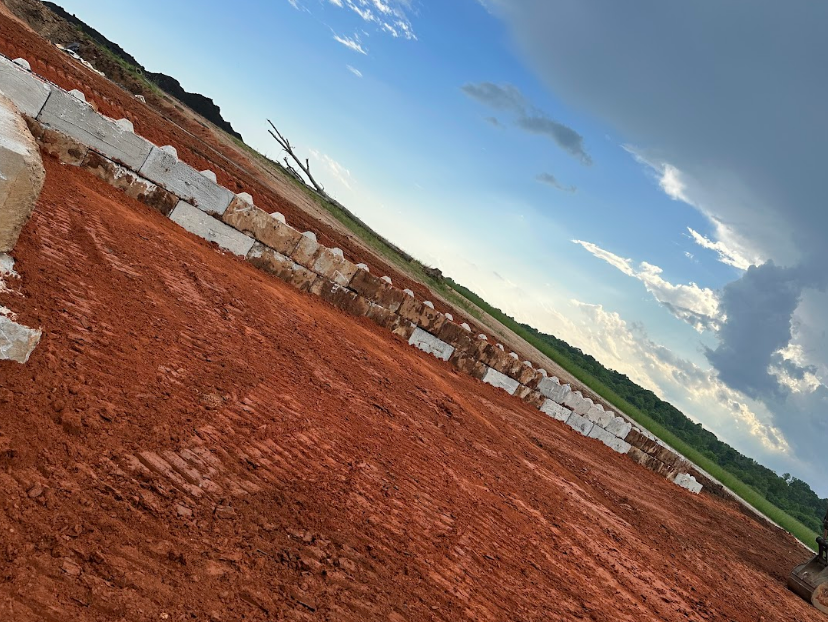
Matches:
[[38, 123, 89, 165], [563, 390, 588, 414], [169, 201, 254, 256], [481, 367, 520, 395], [449, 350, 487, 379], [0, 95, 45, 253], [290, 233, 321, 269], [246, 243, 318, 292], [349, 269, 407, 312], [312, 247, 358, 287], [672, 472, 703, 494], [398, 295, 446, 334], [316, 279, 371, 317], [584, 404, 615, 429], [138, 146, 233, 215], [365, 302, 402, 332], [588, 425, 632, 454], [436, 321, 475, 354], [222, 197, 302, 256], [81, 151, 178, 215], [12, 58, 31, 71], [38, 87, 152, 170], [537, 376, 571, 404], [605, 416, 632, 440], [540, 399, 572, 422], [522, 389, 546, 409], [409, 327, 455, 362], [0, 54, 52, 117], [510, 363, 539, 386], [391, 321, 417, 342], [514, 384, 532, 400], [624, 427, 662, 455], [0, 315, 40, 363], [566, 413, 594, 437]]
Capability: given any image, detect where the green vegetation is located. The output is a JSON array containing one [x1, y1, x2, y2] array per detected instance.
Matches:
[[447, 280, 824, 548]]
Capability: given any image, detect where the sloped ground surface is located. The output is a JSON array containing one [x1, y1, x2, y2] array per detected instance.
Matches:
[[0, 158, 820, 622]]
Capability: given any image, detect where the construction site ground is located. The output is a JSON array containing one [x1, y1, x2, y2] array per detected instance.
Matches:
[[0, 5, 823, 622]]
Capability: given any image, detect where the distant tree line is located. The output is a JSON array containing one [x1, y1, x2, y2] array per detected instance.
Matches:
[[518, 321, 827, 534]]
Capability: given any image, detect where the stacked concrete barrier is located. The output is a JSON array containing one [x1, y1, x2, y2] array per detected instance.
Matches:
[[0, 53, 704, 494], [0, 88, 44, 364]]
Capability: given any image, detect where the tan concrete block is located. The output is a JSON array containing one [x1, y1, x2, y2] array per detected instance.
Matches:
[[366, 303, 402, 332], [449, 350, 487, 379], [436, 321, 474, 353], [290, 234, 321, 269], [312, 248, 358, 287], [316, 279, 371, 317], [38, 125, 89, 165], [348, 269, 407, 312], [221, 197, 302, 256], [0, 94, 45, 253], [81, 151, 178, 215], [247, 243, 317, 292], [391, 320, 416, 341]]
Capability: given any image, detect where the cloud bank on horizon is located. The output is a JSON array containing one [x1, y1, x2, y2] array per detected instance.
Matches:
[[482, 0, 828, 486]]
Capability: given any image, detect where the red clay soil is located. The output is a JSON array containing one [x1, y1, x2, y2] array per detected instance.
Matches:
[[0, 10, 470, 327], [0, 158, 820, 621]]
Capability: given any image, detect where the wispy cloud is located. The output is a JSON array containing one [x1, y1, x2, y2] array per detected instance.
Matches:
[[461, 82, 591, 165], [334, 33, 367, 54], [330, 0, 417, 41], [573, 240, 722, 332], [535, 172, 576, 193], [687, 228, 753, 271], [346, 65, 363, 78]]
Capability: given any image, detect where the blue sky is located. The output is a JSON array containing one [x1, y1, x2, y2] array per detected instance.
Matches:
[[55, 0, 828, 495]]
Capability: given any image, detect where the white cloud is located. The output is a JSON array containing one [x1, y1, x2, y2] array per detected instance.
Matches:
[[573, 240, 721, 332], [333, 33, 367, 54], [309, 149, 355, 192], [347, 65, 363, 78], [687, 227, 755, 271], [569, 301, 790, 455]]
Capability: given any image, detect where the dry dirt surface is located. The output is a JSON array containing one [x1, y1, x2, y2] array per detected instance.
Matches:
[[0, 155, 822, 621]]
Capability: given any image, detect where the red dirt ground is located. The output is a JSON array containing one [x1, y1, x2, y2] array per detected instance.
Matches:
[[0, 156, 820, 621], [0, 9, 471, 327]]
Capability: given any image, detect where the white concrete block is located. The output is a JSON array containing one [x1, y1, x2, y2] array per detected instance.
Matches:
[[12, 58, 31, 71], [478, 334, 488, 341], [138, 146, 234, 215], [114, 118, 134, 133], [270, 211, 286, 224], [564, 391, 592, 415], [0, 54, 52, 117], [381, 276, 392, 284], [0, 252, 15, 275], [0, 315, 41, 363], [585, 404, 614, 428], [403, 288, 414, 296], [330, 247, 344, 258], [408, 326, 455, 362], [68, 89, 86, 102], [357, 263, 370, 272], [444, 313, 453, 321], [160, 144, 178, 158], [605, 416, 632, 440], [496, 343, 504, 351], [460, 323, 471, 332], [135, 94, 146, 103], [587, 425, 632, 454], [523, 361, 533, 368], [566, 413, 594, 437], [200, 169, 217, 182], [169, 201, 255, 257], [509, 352, 519, 360], [481, 366, 520, 395], [38, 87, 153, 170], [540, 399, 571, 422], [538, 369, 547, 377], [673, 472, 703, 494], [423, 300, 434, 309], [576, 397, 594, 416]]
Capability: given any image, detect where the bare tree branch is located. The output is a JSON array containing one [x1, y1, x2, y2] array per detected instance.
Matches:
[[267, 119, 328, 197]]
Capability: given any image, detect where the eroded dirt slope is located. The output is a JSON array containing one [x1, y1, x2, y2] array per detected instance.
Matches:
[[0, 157, 819, 621]]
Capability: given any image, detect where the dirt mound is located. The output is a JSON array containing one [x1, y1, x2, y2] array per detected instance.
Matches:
[[0, 154, 820, 621]]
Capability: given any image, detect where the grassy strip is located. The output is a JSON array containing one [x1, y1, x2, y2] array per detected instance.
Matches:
[[448, 282, 819, 549]]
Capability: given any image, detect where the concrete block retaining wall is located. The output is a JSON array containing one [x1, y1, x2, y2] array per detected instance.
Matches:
[[0, 55, 704, 495]]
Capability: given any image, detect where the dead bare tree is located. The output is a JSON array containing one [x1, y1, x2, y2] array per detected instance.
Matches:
[[267, 119, 328, 197]]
